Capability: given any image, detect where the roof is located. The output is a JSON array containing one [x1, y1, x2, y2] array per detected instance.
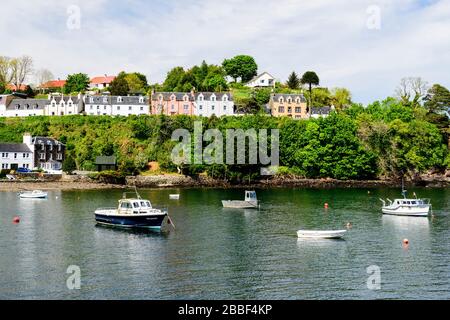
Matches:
[[6, 84, 28, 91], [31, 136, 65, 146], [271, 93, 307, 102], [311, 106, 332, 115], [95, 156, 117, 165], [90, 76, 116, 85], [0, 143, 32, 153], [39, 80, 66, 88], [50, 95, 81, 104], [6, 99, 47, 110], [151, 92, 195, 102], [248, 72, 275, 83], [85, 95, 148, 105], [195, 92, 233, 101]]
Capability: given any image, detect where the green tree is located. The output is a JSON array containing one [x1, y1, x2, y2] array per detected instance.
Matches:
[[286, 71, 300, 90], [222, 55, 258, 83], [125, 72, 148, 93], [424, 84, 450, 115], [163, 67, 186, 91], [0, 82, 5, 94], [110, 72, 130, 96], [63, 73, 90, 94], [301, 71, 320, 107], [62, 155, 77, 174], [331, 88, 352, 111]]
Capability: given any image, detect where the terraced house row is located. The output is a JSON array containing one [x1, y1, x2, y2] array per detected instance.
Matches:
[[0, 92, 331, 118]]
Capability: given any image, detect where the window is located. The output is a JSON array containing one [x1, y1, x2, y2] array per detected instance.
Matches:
[[139, 97, 144, 103], [211, 96, 216, 102], [295, 107, 301, 113], [199, 105, 203, 110], [1, 153, 8, 158], [140, 106, 144, 111], [199, 96, 203, 101], [103, 97, 108, 103], [14, 153, 17, 159], [278, 106, 285, 113], [279, 98, 284, 104], [171, 105, 175, 110], [97, 106, 100, 110], [288, 107, 292, 113], [57, 154, 63, 160], [211, 106, 215, 111], [40, 153, 45, 160], [23, 153, 26, 158], [90, 106, 93, 110], [90, 97, 94, 103], [223, 95, 228, 101], [128, 106, 132, 111], [287, 98, 292, 104], [184, 105, 189, 110], [224, 106, 227, 111], [117, 97, 122, 102], [41, 144, 45, 150], [104, 106, 107, 110], [117, 106, 120, 110]]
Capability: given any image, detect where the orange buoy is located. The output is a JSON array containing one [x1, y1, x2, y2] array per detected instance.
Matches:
[[13, 217, 20, 224], [324, 203, 329, 209], [403, 239, 409, 245]]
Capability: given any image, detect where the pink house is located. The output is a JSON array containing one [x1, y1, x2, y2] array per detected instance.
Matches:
[[151, 92, 195, 115]]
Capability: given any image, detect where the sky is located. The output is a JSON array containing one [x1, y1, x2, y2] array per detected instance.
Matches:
[[0, 0, 449, 104]]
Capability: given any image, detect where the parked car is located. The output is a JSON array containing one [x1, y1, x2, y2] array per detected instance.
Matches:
[[16, 167, 32, 173]]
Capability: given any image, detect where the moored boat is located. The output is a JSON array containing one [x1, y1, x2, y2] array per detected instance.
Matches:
[[95, 190, 171, 230], [222, 191, 259, 209], [380, 181, 431, 217], [169, 194, 180, 200], [18, 190, 48, 199], [297, 230, 347, 239]]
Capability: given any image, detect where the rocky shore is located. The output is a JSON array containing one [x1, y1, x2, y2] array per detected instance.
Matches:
[[1, 171, 448, 192]]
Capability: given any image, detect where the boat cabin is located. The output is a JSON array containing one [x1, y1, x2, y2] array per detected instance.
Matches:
[[394, 199, 428, 206], [118, 199, 153, 215], [245, 191, 257, 202]]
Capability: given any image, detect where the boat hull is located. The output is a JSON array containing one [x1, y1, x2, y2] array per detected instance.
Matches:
[[95, 212, 167, 230], [382, 206, 430, 217], [297, 230, 347, 239], [222, 200, 258, 209], [19, 194, 48, 199]]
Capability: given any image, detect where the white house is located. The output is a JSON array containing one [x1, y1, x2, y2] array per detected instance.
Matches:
[[0, 142, 33, 171], [45, 94, 84, 116], [84, 95, 149, 116], [89, 75, 116, 90], [0, 98, 46, 117], [310, 106, 333, 119], [246, 72, 276, 88], [194, 92, 234, 117]]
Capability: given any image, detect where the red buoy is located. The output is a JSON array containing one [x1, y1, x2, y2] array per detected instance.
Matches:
[[403, 239, 409, 245], [13, 217, 20, 224], [324, 203, 329, 209]]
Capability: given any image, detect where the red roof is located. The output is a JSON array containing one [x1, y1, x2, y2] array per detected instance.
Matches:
[[90, 76, 116, 85], [6, 84, 28, 91], [40, 80, 66, 88]]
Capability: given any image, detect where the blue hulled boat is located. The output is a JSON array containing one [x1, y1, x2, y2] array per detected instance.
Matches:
[[95, 191, 171, 230]]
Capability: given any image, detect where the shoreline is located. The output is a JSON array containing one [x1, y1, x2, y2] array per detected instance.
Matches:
[[1, 174, 449, 192]]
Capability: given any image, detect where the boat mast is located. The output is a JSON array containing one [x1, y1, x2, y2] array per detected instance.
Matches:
[[401, 177, 407, 199]]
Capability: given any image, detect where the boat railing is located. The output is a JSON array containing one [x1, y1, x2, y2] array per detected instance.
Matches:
[[96, 207, 117, 211]]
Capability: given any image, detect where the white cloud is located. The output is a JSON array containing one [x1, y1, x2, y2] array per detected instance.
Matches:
[[0, 0, 449, 104]]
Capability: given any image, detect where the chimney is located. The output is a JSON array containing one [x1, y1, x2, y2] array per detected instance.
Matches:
[[23, 133, 32, 146]]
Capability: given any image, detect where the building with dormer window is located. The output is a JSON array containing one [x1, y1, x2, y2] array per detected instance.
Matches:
[[194, 92, 234, 117], [151, 92, 195, 116], [269, 94, 308, 119], [45, 94, 84, 116], [84, 95, 149, 116]]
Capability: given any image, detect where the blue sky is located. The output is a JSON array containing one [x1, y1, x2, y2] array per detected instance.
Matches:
[[1, 0, 449, 104]]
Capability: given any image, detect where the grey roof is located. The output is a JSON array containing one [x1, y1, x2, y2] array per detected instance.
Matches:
[[95, 156, 117, 165], [85, 95, 148, 105], [51, 96, 81, 104], [195, 92, 233, 101], [151, 92, 195, 102], [311, 106, 332, 115], [0, 143, 32, 153], [6, 99, 47, 110], [271, 94, 307, 102], [32, 136, 65, 146]]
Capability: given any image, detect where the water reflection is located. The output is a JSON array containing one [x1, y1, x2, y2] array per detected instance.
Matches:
[[382, 215, 430, 232]]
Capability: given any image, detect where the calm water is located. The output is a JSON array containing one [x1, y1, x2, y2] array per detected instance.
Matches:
[[0, 187, 448, 300]]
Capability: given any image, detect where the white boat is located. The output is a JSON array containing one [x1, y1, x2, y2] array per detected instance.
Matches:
[[297, 230, 347, 239], [95, 190, 172, 230], [18, 190, 48, 199], [380, 182, 431, 217], [169, 194, 180, 200], [222, 191, 259, 209]]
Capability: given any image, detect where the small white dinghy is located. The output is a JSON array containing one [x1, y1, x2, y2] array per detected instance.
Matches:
[[222, 191, 259, 209], [169, 194, 180, 200], [18, 190, 48, 199], [297, 230, 347, 239]]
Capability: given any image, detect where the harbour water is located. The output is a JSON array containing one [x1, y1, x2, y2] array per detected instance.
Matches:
[[0, 187, 448, 299]]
